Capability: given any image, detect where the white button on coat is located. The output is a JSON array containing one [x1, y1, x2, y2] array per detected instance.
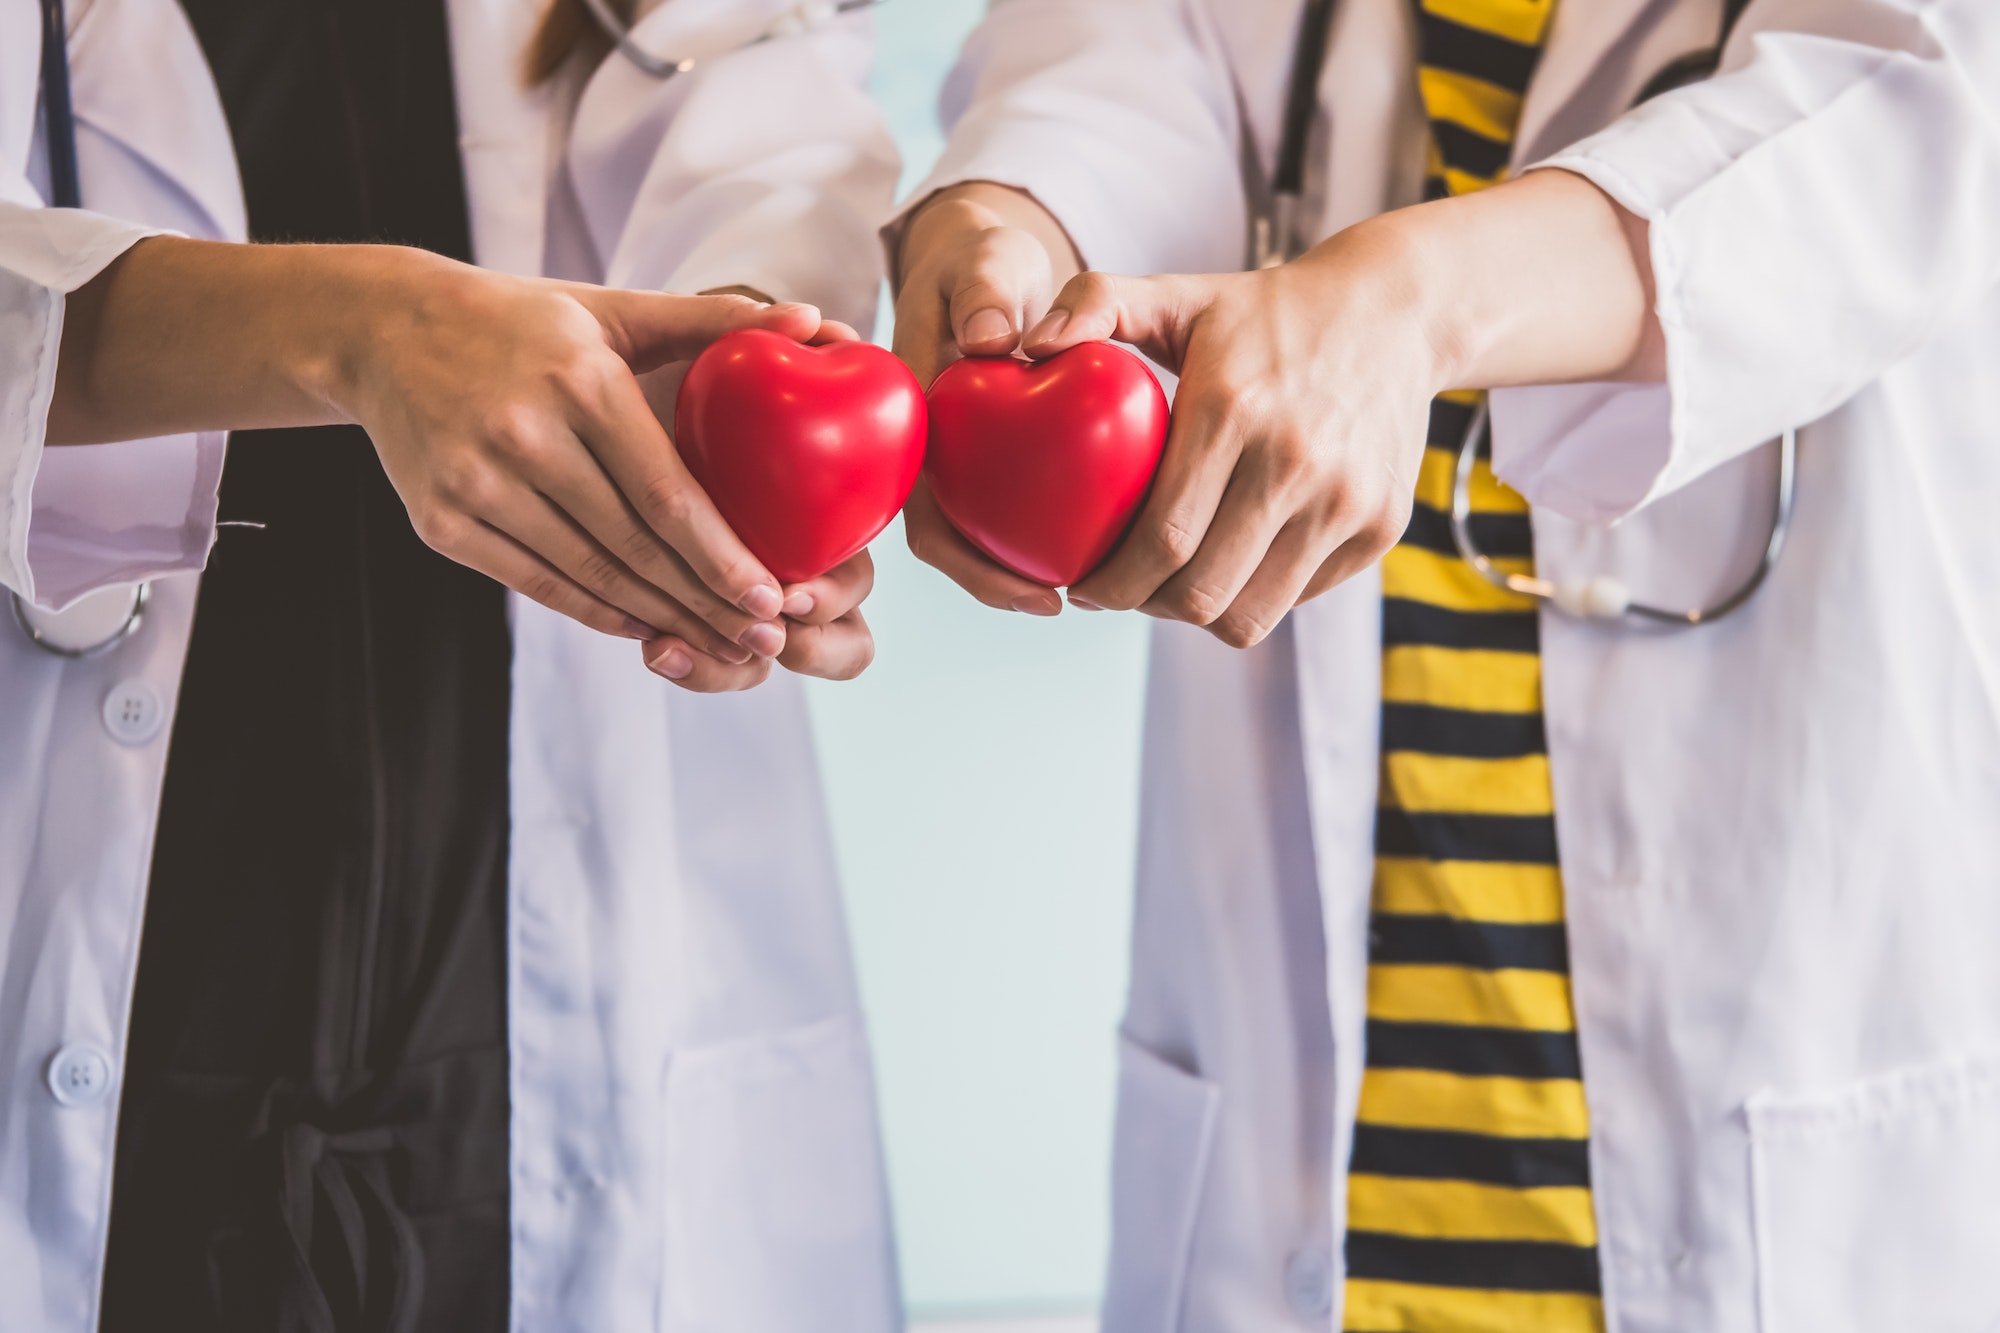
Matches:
[[100, 679, 164, 746], [46, 1044, 115, 1108]]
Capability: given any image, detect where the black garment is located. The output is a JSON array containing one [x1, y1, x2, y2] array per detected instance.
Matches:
[[100, 3, 511, 1331]]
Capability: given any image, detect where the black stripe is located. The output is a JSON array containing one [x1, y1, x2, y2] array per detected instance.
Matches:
[[1350, 1123, 1592, 1190], [1365, 1018, 1584, 1080], [1383, 600, 1539, 654], [1376, 806, 1559, 864], [1423, 174, 1452, 202], [1345, 1230, 1602, 1294], [1416, 11, 1542, 93], [1381, 701, 1546, 756], [1400, 500, 1535, 560], [1370, 915, 1571, 972], [1429, 117, 1512, 180], [1427, 397, 1478, 449]]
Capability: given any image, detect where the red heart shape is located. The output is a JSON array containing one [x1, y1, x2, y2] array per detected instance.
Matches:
[[676, 329, 927, 584], [926, 343, 1169, 588]]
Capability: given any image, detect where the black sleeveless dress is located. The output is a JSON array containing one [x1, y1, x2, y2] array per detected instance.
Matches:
[[99, 2, 512, 1329]]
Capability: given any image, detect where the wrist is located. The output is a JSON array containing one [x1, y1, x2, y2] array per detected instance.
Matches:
[[307, 245, 452, 423], [1300, 208, 1468, 395]]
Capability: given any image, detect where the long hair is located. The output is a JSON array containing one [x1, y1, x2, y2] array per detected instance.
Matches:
[[524, 0, 634, 84]]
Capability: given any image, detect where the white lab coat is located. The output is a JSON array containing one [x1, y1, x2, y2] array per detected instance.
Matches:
[[907, 0, 2000, 1329], [0, 2, 903, 1330]]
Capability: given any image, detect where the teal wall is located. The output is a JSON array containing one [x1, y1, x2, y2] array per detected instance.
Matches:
[[803, 2, 1149, 1318]]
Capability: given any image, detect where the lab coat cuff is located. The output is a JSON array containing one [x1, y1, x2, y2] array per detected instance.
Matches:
[[0, 215, 222, 608]]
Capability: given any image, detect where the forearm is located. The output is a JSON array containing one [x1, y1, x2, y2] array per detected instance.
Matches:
[[1320, 168, 1664, 395], [48, 236, 423, 445]]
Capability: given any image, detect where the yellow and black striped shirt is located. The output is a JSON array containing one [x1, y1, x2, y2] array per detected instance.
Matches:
[[1341, 2, 1605, 1330]]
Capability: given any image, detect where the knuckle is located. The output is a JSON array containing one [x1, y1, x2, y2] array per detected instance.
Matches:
[[519, 570, 568, 610], [571, 547, 629, 597], [480, 402, 545, 463], [1214, 610, 1275, 650], [1148, 514, 1202, 568], [637, 476, 698, 533], [409, 498, 466, 553], [1166, 582, 1225, 626]]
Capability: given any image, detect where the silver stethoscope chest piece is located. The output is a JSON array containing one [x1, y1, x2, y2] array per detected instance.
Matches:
[[1449, 402, 1798, 626], [582, 0, 883, 79], [12, 583, 149, 657]]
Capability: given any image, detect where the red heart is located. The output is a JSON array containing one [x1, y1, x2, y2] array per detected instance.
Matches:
[[926, 343, 1169, 588], [676, 329, 927, 584]]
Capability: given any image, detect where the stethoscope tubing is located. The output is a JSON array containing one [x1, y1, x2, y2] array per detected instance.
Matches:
[[39, 0, 80, 209], [582, 0, 885, 80], [1448, 401, 1798, 626]]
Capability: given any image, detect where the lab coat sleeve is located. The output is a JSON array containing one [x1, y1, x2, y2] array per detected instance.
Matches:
[[886, 0, 1247, 280], [0, 202, 224, 609], [563, 6, 900, 335], [1488, 0, 2000, 524]]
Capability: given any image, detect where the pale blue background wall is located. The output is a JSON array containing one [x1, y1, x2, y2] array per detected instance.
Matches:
[[802, 1, 1151, 1319]]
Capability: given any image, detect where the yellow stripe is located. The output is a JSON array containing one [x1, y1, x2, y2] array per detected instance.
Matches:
[[1417, 67, 1524, 144], [1356, 1066, 1590, 1138], [1374, 858, 1568, 924], [1383, 644, 1541, 713], [1417, 0, 1559, 49], [1369, 963, 1577, 1032], [1381, 546, 1536, 614], [1347, 1175, 1599, 1246], [1344, 1278, 1605, 1333], [1381, 752, 1553, 816], [1415, 443, 1525, 514]]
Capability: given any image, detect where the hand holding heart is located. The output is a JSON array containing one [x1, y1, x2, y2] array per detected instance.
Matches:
[[892, 183, 1442, 648]]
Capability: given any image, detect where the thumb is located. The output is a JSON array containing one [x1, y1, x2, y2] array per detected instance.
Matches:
[[1020, 271, 1202, 372], [571, 287, 824, 372]]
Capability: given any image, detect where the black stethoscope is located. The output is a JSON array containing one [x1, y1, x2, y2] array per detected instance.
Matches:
[[14, 0, 152, 658], [581, 0, 883, 79], [1258, 0, 1793, 626]]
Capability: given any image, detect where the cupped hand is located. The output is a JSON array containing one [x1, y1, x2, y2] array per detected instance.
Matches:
[[641, 549, 876, 691], [890, 185, 1084, 617], [1016, 224, 1442, 648], [339, 250, 827, 659]]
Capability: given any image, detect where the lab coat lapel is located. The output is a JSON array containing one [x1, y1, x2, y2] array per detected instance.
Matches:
[[446, 0, 556, 275], [63, 0, 244, 241], [1512, 0, 1664, 166]]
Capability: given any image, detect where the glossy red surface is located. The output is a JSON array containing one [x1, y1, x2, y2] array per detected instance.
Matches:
[[676, 329, 928, 584], [925, 343, 1169, 588]]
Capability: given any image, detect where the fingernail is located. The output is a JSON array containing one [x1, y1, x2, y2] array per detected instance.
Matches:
[[650, 646, 694, 680], [740, 585, 783, 619], [961, 308, 1011, 347], [1025, 309, 1070, 346], [741, 621, 786, 658], [622, 617, 659, 640], [1011, 595, 1061, 617], [1069, 594, 1103, 611], [782, 590, 816, 619]]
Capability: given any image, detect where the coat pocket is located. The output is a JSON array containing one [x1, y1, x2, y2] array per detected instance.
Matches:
[[1100, 1033, 1223, 1333], [1748, 1046, 2000, 1333], [659, 1015, 899, 1333]]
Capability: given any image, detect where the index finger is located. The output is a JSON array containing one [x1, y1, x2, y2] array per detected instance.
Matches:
[[576, 362, 786, 621]]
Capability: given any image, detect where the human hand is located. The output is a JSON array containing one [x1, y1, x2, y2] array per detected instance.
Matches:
[[339, 249, 825, 660], [890, 184, 1082, 618], [1015, 228, 1440, 648], [640, 549, 876, 691]]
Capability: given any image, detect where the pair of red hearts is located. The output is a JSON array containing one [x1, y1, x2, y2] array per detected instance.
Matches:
[[675, 329, 1168, 588]]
